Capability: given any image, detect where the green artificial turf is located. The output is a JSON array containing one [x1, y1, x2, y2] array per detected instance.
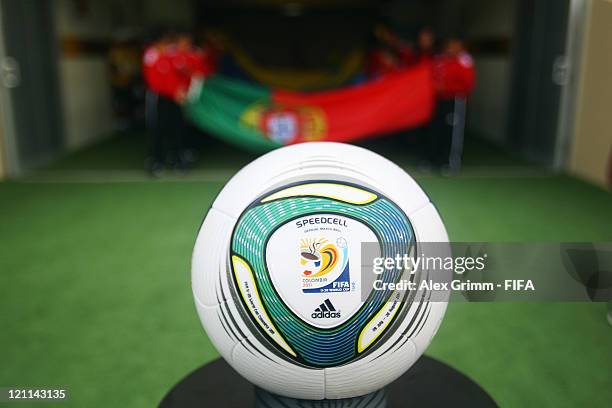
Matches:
[[1, 134, 611, 407], [44, 129, 525, 172]]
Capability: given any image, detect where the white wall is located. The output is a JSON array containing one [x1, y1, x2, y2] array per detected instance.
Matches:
[[59, 58, 116, 150], [464, 0, 517, 144], [569, 0, 612, 188], [54, 0, 117, 151], [53, 0, 194, 151]]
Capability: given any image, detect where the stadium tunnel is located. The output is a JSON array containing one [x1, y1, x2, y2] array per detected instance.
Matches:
[[0, 0, 608, 187]]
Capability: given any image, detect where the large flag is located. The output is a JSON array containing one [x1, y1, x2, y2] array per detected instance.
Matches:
[[185, 62, 434, 151]]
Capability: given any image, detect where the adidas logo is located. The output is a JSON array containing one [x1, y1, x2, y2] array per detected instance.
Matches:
[[311, 299, 341, 319]]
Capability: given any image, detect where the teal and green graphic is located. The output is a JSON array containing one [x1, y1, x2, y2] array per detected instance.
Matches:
[[231, 181, 415, 367]]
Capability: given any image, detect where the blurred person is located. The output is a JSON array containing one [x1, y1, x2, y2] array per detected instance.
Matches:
[[414, 27, 435, 63], [143, 31, 180, 100], [427, 36, 475, 171], [143, 30, 212, 176], [171, 32, 219, 167], [366, 25, 401, 78], [143, 31, 179, 176], [366, 25, 415, 77], [369, 26, 436, 76], [174, 32, 218, 98], [109, 32, 143, 129], [412, 27, 436, 165], [434, 38, 475, 99]]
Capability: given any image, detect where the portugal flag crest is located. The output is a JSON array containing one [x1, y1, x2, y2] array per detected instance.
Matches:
[[242, 102, 327, 144]]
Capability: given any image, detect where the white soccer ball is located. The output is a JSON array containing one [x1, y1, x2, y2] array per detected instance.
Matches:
[[192, 142, 449, 400]]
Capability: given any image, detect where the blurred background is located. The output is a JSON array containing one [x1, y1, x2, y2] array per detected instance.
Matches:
[[0, 1, 610, 407], [0, 0, 609, 183]]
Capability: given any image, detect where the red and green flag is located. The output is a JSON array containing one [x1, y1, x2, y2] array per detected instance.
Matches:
[[184, 62, 434, 152]]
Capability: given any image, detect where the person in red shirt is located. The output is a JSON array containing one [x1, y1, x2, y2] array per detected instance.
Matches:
[[167, 33, 218, 102], [433, 38, 475, 99], [143, 33, 217, 104], [413, 27, 435, 64], [143, 34, 184, 101], [366, 26, 401, 77], [427, 36, 476, 171], [143, 33, 174, 175], [367, 25, 438, 79], [366, 25, 417, 77], [143, 31, 206, 175], [366, 47, 400, 78]]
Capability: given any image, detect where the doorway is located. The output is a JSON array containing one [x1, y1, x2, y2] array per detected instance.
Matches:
[[0, 0, 63, 175], [508, 0, 571, 165]]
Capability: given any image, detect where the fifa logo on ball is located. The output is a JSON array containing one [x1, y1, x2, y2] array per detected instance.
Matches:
[[300, 240, 322, 276], [300, 238, 339, 277]]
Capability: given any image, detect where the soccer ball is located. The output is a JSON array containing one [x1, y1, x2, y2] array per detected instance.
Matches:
[[192, 142, 449, 400]]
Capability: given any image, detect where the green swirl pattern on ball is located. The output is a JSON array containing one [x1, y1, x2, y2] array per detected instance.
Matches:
[[231, 182, 414, 367]]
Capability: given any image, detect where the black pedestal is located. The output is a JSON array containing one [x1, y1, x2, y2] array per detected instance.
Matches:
[[159, 356, 497, 407]]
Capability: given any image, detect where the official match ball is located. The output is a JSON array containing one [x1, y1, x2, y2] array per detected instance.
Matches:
[[192, 142, 449, 399]]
